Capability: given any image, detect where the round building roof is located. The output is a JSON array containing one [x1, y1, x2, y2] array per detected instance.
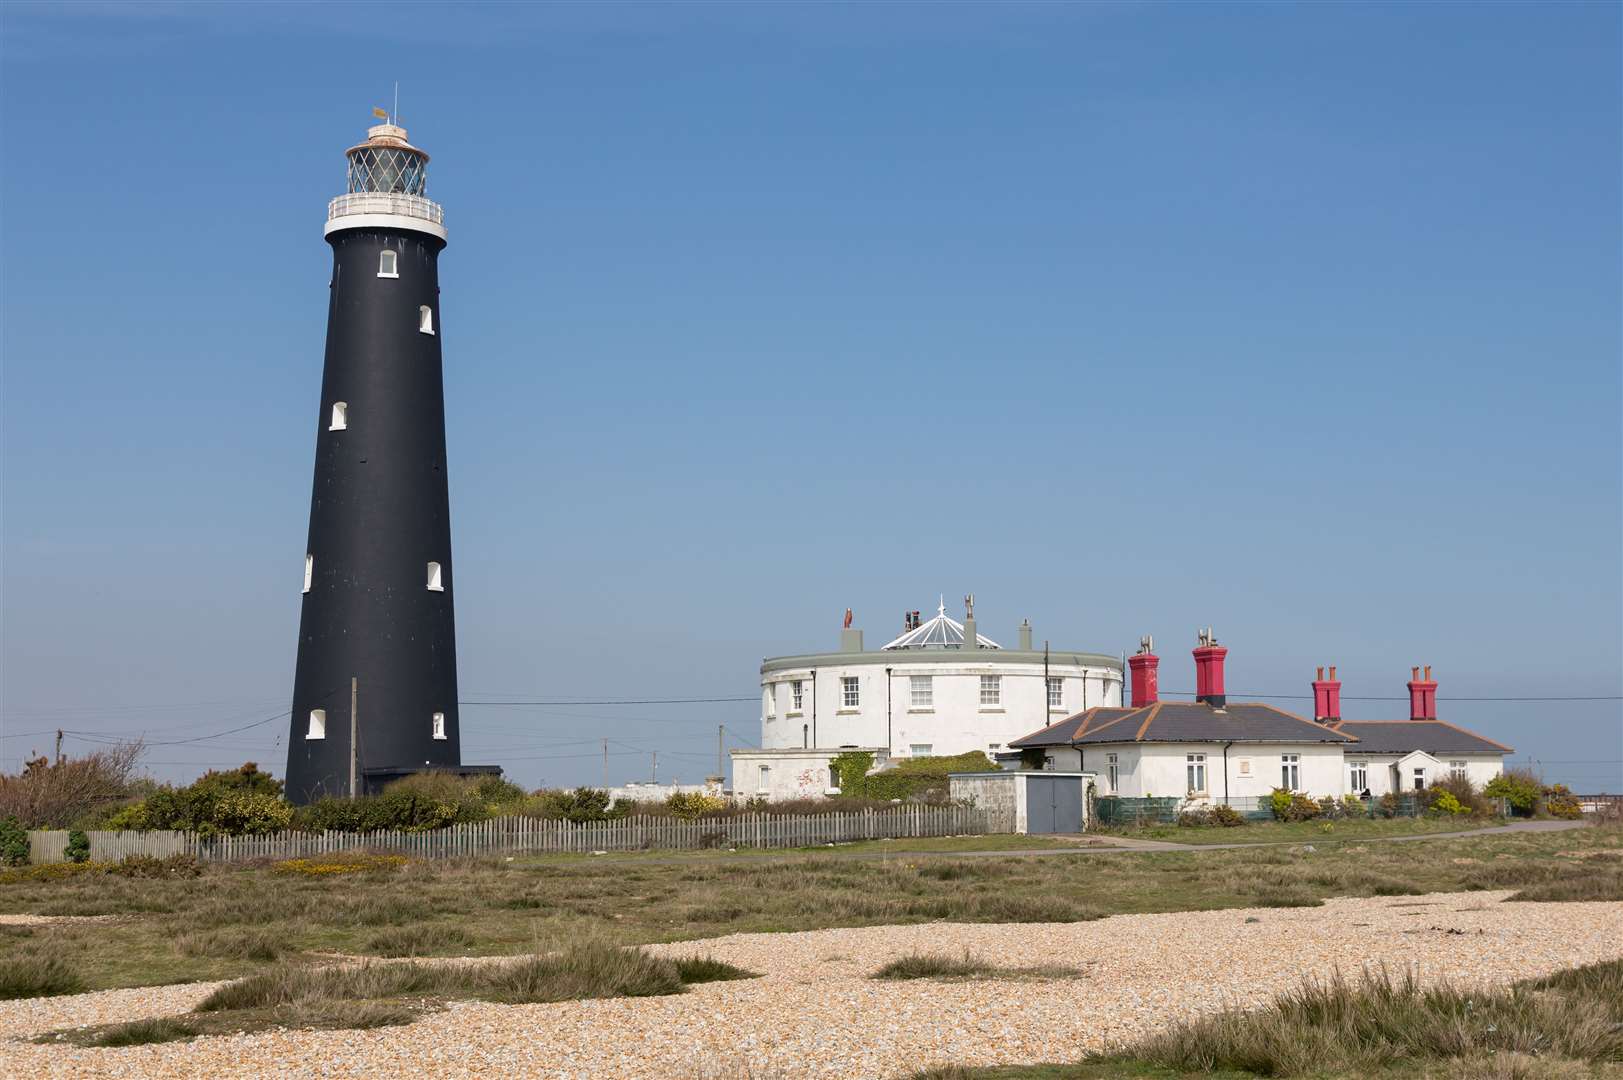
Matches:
[[881, 599, 1001, 650]]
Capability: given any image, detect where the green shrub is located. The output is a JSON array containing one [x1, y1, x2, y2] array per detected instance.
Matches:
[[112, 854, 202, 879], [64, 830, 89, 863], [664, 791, 727, 818], [1341, 794, 1368, 818], [103, 801, 149, 831], [830, 751, 875, 793], [0, 816, 28, 866], [1485, 768, 1542, 815], [1428, 774, 1493, 818], [519, 787, 618, 823], [1177, 804, 1245, 828], [1267, 788, 1293, 820], [1377, 792, 1402, 818], [1430, 791, 1467, 816], [838, 751, 994, 802], [1544, 784, 1583, 820]]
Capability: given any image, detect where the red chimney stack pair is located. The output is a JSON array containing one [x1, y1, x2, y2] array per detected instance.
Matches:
[[1312, 666, 1342, 723], [1408, 665, 1437, 720], [1127, 630, 1230, 709]]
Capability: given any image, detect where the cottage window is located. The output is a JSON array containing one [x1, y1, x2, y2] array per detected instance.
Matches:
[[758, 764, 770, 792], [1413, 767, 1426, 791], [909, 743, 932, 757], [329, 401, 348, 431], [1186, 753, 1207, 794], [1281, 754, 1301, 791], [306, 709, 326, 740], [378, 249, 398, 278], [1043, 755, 1056, 771], [432, 712, 446, 740], [1047, 677, 1063, 709], [1449, 760, 1467, 780], [1349, 760, 1368, 793], [426, 561, 444, 591], [910, 675, 933, 708], [791, 680, 803, 711], [841, 676, 859, 708], [828, 765, 840, 790], [1238, 759, 1251, 776], [979, 675, 1001, 706], [1106, 752, 1119, 793], [419, 305, 434, 334]]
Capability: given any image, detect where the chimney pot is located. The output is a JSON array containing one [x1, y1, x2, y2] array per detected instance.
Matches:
[[1128, 644, 1160, 707], [1406, 666, 1438, 721], [1192, 629, 1228, 708], [1312, 664, 1342, 723]]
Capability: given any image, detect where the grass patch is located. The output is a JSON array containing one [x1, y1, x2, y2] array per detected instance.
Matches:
[[0, 951, 85, 999], [1505, 867, 1623, 903], [672, 955, 756, 984], [175, 927, 286, 961], [1, 823, 1616, 994], [874, 951, 1082, 981], [87, 1017, 200, 1046], [922, 960, 1623, 1078], [363, 922, 472, 957]]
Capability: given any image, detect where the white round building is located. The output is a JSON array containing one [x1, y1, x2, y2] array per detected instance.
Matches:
[[732, 598, 1124, 801]]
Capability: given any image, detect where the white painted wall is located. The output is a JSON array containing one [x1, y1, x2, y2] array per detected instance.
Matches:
[[761, 660, 1122, 759], [1080, 742, 1346, 801], [729, 749, 879, 801], [1345, 753, 1504, 797]]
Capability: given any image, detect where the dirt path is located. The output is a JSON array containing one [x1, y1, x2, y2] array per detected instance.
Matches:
[[5, 888, 1619, 1080]]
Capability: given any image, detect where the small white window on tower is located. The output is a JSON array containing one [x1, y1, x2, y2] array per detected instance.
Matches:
[[432, 712, 446, 740], [419, 305, 434, 335], [329, 401, 348, 431], [303, 554, 313, 593], [307, 709, 326, 740], [378, 249, 398, 278], [426, 561, 444, 591]]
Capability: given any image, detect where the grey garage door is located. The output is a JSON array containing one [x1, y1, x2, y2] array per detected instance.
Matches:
[[1026, 775, 1083, 834]]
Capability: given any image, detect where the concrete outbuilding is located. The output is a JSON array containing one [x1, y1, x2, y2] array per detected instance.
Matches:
[[950, 771, 1094, 834]]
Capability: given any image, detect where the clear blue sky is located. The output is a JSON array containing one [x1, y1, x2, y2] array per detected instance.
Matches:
[[3, 2, 1619, 792]]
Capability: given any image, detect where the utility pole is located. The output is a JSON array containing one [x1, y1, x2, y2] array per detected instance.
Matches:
[[54, 729, 63, 766], [1043, 640, 1050, 727], [716, 724, 724, 780], [602, 739, 609, 792], [348, 676, 359, 800]]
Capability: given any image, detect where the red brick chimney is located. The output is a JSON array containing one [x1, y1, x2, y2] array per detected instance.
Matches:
[[1408, 665, 1437, 720], [1312, 665, 1342, 723], [1192, 627, 1227, 708], [1128, 635, 1159, 707]]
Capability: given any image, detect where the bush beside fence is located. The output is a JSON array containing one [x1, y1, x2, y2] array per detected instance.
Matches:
[[24, 805, 991, 864], [1093, 793, 1452, 827]]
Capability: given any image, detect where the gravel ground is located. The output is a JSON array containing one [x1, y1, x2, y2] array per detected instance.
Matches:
[[5, 890, 1620, 1079]]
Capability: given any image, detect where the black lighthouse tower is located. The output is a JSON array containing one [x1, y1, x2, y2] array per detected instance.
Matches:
[[287, 119, 476, 803]]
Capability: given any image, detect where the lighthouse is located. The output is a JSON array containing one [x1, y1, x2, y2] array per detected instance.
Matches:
[[286, 118, 483, 803]]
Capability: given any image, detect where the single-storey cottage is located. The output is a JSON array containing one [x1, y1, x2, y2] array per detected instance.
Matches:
[[1007, 635, 1511, 804]]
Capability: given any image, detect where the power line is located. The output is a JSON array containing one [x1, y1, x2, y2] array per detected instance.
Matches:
[[460, 697, 756, 706]]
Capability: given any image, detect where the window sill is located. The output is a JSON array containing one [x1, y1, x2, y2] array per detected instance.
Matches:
[[906, 708, 935, 714], [432, 735, 447, 741], [835, 708, 860, 715], [419, 329, 435, 336], [978, 707, 1005, 713], [377, 272, 399, 279], [785, 711, 802, 719]]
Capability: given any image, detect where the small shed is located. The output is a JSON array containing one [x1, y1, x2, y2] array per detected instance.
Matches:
[[949, 771, 1094, 834]]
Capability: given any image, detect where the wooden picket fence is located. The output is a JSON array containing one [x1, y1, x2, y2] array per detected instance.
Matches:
[[24, 805, 992, 865]]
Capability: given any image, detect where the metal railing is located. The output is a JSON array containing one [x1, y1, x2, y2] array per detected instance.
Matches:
[[327, 192, 444, 225]]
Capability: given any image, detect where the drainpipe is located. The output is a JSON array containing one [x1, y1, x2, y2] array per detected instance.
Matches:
[[885, 666, 893, 756], [809, 667, 817, 748], [1222, 741, 1233, 805]]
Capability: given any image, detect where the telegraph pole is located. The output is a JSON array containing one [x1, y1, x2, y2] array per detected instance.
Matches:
[[716, 724, 724, 780], [1043, 640, 1050, 726], [602, 739, 609, 791], [54, 729, 63, 766], [348, 677, 359, 799]]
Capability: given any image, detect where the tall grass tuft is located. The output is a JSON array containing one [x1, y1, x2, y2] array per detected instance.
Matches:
[[0, 953, 85, 1000], [1124, 965, 1623, 1075]]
